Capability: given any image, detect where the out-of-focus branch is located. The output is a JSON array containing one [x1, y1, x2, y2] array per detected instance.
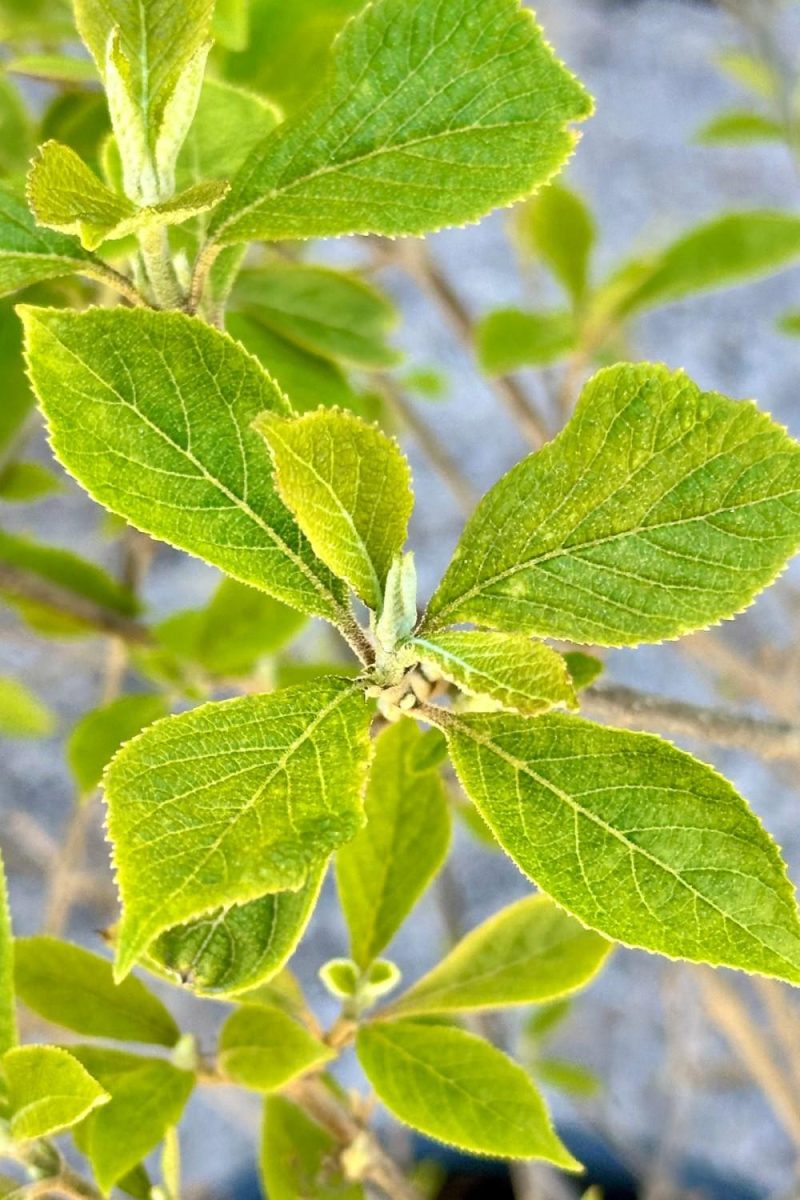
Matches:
[[375, 375, 477, 516], [697, 970, 800, 1146], [286, 1076, 422, 1200], [375, 239, 549, 448], [581, 681, 800, 761], [0, 563, 152, 646]]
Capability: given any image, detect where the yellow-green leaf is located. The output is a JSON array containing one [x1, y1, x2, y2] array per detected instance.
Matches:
[[105, 680, 373, 978], [256, 408, 413, 612], [146, 863, 325, 997], [336, 721, 450, 969], [3, 1045, 108, 1140], [21, 306, 350, 626], [390, 895, 609, 1017], [14, 936, 179, 1045], [425, 363, 800, 647], [441, 709, 800, 984], [357, 1020, 578, 1166], [209, 0, 592, 245], [413, 631, 576, 715], [219, 1005, 333, 1091]]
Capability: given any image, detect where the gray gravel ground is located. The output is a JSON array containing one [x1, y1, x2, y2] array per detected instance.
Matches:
[[3, 1, 800, 1196]]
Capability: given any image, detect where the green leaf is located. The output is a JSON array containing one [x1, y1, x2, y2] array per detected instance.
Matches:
[[0, 183, 96, 298], [233, 264, 399, 369], [0, 851, 15, 1055], [212, 0, 248, 51], [256, 408, 413, 612], [229, 313, 371, 416], [336, 721, 450, 969], [105, 679, 373, 978], [192, 577, 305, 676], [0, 0, 74, 42], [15, 936, 179, 1046], [0, 461, 61, 502], [6, 53, 99, 86], [209, 0, 592, 245], [40, 92, 110, 177], [21, 306, 351, 626], [562, 651, 603, 691], [146, 862, 324, 996], [178, 78, 280, 190], [778, 310, 800, 338], [261, 1093, 365, 1200], [425, 362, 800, 646], [412, 631, 576, 716], [0, 299, 33, 458], [696, 110, 784, 145], [0, 76, 34, 178], [357, 1020, 578, 1165], [475, 309, 575, 374], [70, 1047, 194, 1193], [68, 694, 168, 799], [612, 212, 800, 319], [74, 0, 215, 203], [220, 0, 363, 116], [534, 1058, 599, 1098], [219, 1004, 333, 1091], [441, 709, 800, 983], [27, 141, 229, 250], [716, 48, 776, 99], [513, 183, 595, 305], [3, 1045, 108, 1140], [0, 676, 54, 737], [0, 528, 138, 637], [390, 895, 609, 1017]]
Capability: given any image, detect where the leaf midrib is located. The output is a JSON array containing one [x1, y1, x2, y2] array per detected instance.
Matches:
[[428, 487, 800, 627], [36, 315, 347, 623], [448, 714, 800, 976]]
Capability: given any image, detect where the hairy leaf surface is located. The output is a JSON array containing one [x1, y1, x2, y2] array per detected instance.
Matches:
[[147, 864, 324, 996], [256, 408, 413, 611], [441, 710, 800, 983], [426, 363, 800, 646], [14, 936, 179, 1045], [413, 631, 576, 715], [357, 1021, 578, 1164], [337, 721, 450, 968], [27, 141, 228, 250], [391, 895, 609, 1016], [3, 1045, 108, 1139], [220, 1005, 333, 1091], [21, 307, 350, 624], [106, 680, 373, 977], [209, 0, 592, 245]]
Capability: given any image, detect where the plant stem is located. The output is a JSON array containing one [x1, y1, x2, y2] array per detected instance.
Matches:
[[580, 681, 800, 762], [139, 226, 183, 309], [286, 1076, 422, 1200], [0, 563, 152, 645], [188, 240, 223, 314], [81, 262, 149, 308], [383, 240, 549, 448]]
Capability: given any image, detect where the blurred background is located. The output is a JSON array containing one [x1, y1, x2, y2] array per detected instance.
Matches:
[[2, 0, 800, 1197]]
